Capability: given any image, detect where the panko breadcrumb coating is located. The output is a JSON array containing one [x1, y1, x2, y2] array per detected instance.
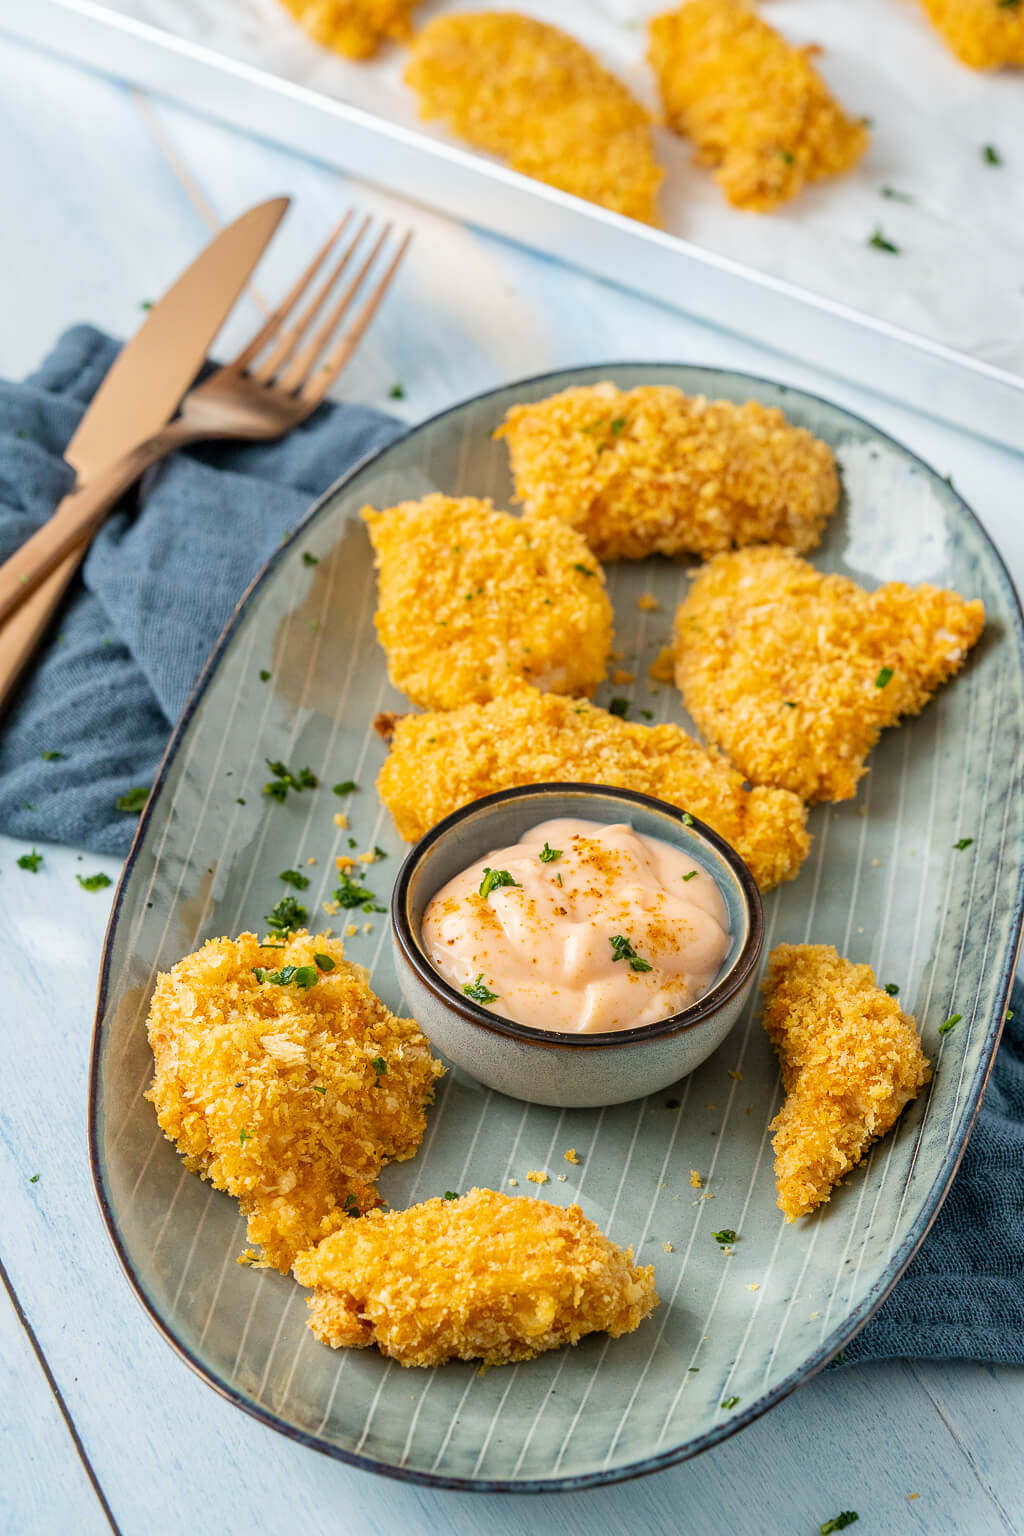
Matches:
[[762, 944, 931, 1219], [675, 546, 984, 802], [374, 684, 810, 890], [145, 930, 443, 1273], [648, 0, 869, 211], [405, 13, 663, 224], [277, 0, 418, 58], [293, 1187, 658, 1366], [362, 494, 613, 710], [497, 382, 839, 560], [918, 0, 1024, 69]]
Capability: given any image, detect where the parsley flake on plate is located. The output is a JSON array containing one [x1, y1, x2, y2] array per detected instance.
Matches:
[[608, 697, 630, 718], [262, 759, 318, 801], [259, 669, 271, 682], [334, 872, 384, 912], [17, 849, 43, 873], [820, 1515, 859, 1535], [314, 952, 335, 972], [479, 867, 520, 899], [41, 750, 65, 761], [29, 1174, 39, 1183], [77, 872, 112, 892], [982, 144, 1002, 166], [279, 868, 310, 890], [332, 779, 358, 796], [682, 870, 697, 882], [609, 934, 652, 973], [720, 1396, 740, 1410], [389, 382, 405, 399], [711, 1228, 736, 1245], [867, 227, 900, 254], [443, 1190, 459, 1200], [265, 894, 308, 933], [463, 974, 499, 1004], [680, 811, 694, 826], [953, 837, 974, 851], [116, 786, 149, 814], [539, 842, 562, 863], [881, 186, 914, 203], [939, 1013, 962, 1034], [884, 982, 900, 996]]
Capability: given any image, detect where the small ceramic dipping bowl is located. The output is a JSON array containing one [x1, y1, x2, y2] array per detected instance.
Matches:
[[391, 784, 764, 1108]]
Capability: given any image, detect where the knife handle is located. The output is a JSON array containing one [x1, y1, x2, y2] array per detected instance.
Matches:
[[0, 544, 88, 718]]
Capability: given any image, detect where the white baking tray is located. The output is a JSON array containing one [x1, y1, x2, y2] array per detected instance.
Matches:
[[3, 0, 1022, 449]]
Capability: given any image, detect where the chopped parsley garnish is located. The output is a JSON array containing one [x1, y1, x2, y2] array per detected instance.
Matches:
[[370, 1056, 387, 1080], [783, 700, 798, 709], [983, 144, 1002, 165], [720, 1396, 740, 1410], [939, 1013, 962, 1034], [463, 974, 499, 1004], [17, 849, 42, 873], [41, 750, 65, 761], [259, 669, 271, 682], [778, 149, 795, 164], [389, 382, 405, 398], [29, 1174, 39, 1183], [279, 868, 310, 890], [239, 1128, 250, 1144], [639, 708, 654, 719], [334, 872, 384, 912], [884, 982, 900, 995], [479, 867, 520, 898], [953, 837, 974, 851], [682, 870, 697, 882], [301, 551, 319, 566], [867, 228, 900, 254], [77, 872, 112, 892], [539, 842, 562, 863], [265, 894, 308, 932], [314, 952, 335, 972], [443, 1190, 459, 1200], [116, 786, 149, 813], [820, 1516, 859, 1535], [574, 562, 596, 577], [680, 811, 694, 826], [874, 666, 894, 688], [608, 697, 630, 718], [609, 934, 652, 972], [610, 416, 626, 435], [711, 1229, 736, 1245], [881, 186, 914, 203], [344, 1193, 360, 1215], [252, 964, 318, 989], [263, 759, 318, 801], [373, 845, 388, 860], [312, 1083, 327, 1094], [555, 873, 563, 886], [332, 779, 358, 796]]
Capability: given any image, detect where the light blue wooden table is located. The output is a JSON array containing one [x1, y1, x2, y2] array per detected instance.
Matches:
[[1, 30, 1022, 1536]]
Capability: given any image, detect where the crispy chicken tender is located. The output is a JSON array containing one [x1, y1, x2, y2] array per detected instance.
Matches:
[[375, 685, 810, 890], [497, 382, 839, 560], [675, 546, 984, 802], [362, 494, 613, 710], [293, 1188, 658, 1366], [405, 13, 663, 224], [918, 0, 1024, 69], [277, 0, 418, 58], [762, 944, 931, 1219], [648, 0, 869, 210], [145, 930, 443, 1273]]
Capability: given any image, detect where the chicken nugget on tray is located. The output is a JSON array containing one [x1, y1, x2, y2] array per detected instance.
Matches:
[[294, 1187, 658, 1366], [362, 494, 613, 710], [762, 944, 931, 1220], [145, 930, 443, 1273], [277, 0, 418, 59], [496, 382, 839, 560], [675, 546, 984, 803], [374, 684, 811, 891], [648, 0, 869, 211], [917, 0, 1024, 70], [405, 12, 663, 224]]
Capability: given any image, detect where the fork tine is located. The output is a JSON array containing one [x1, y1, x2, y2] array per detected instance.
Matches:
[[230, 209, 355, 373], [275, 222, 394, 396], [249, 213, 372, 384], [300, 232, 413, 406]]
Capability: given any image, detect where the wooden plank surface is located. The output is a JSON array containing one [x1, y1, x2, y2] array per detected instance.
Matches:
[[1, 28, 1022, 1536]]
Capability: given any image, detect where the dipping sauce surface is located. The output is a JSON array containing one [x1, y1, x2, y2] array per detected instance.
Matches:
[[421, 817, 731, 1034]]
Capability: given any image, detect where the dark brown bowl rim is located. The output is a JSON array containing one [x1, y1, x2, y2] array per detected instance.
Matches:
[[391, 782, 764, 1049]]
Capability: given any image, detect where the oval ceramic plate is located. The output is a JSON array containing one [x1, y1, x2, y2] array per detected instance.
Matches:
[[91, 364, 1024, 1490]]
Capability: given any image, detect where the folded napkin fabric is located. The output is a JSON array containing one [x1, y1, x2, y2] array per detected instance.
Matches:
[[1, 327, 1021, 1370], [0, 326, 400, 853]]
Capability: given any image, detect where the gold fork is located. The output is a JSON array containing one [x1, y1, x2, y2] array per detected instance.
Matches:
[[0, 211, 410, 630]]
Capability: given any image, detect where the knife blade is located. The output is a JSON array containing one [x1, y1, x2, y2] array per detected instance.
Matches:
[[67, 195, 291, 482]]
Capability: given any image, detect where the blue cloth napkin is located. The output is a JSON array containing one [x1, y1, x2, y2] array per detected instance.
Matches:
[[1, 327, 1021, 1367]]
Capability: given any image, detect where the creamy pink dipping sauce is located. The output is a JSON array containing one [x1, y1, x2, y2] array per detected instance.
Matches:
[[421, 818, 731, 1035]]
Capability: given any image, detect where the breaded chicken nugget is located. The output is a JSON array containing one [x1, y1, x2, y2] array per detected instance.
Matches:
[[918, 0, 1024, 69], [362, 494, 613, 710], [648, 0, 869, 210], [675, 546, 984, 802], [146, 930, 443, 1272], [277, 0, 418, 58], [375, 685, 810, 890], [405, 13, 663, 224], [762, 944, 931, 1219], [497, 382, 839, 560], [293, 1187, 658, 1366]]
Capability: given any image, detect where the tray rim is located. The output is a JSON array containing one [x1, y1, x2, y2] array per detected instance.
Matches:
[[4, 0, 1024, 453], [88, 361, 1024, 1492]]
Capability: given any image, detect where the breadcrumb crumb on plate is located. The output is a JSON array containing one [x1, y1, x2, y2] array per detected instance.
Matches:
[[762, 944, 931, 1220], [675, 545, 984, 802], [276, 0, 418, 59], [362, 494, 613, 710], [145, 930, 443, 1272], [404, 13, 663, 224], [648, 0, 869, 210], [497, 383, 838, 560], [293, 1188, 658, 1367], [374, 684, 810, 890], [917, 0, 1024, 69]]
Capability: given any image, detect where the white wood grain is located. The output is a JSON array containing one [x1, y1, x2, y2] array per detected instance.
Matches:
[[1, 27, 1023, 1536]]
